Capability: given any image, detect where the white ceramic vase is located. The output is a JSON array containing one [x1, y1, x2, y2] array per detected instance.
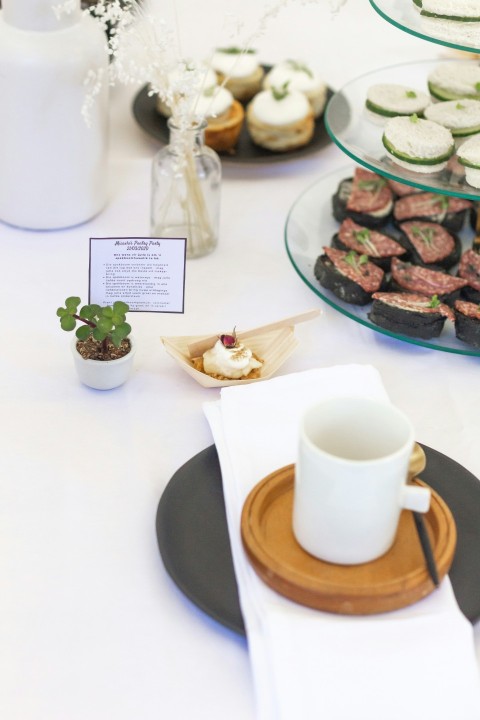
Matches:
[[71, 337, 136, 391], [0, 0, 109, 230]]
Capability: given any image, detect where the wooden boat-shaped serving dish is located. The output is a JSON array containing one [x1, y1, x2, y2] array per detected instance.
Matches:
[[161, 309, 320, 388]]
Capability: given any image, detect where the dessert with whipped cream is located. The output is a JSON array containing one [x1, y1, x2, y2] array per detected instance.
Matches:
[[263, 60, 328, 118], [210, 48, 264, 102], [246, 84, 314, 152], [193, 85, 244, 153], [156, 62, 218, 117], [192, 331, 263, 380]]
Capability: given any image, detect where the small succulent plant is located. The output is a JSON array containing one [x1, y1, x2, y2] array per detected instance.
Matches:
[[57, 297, 131, 358]]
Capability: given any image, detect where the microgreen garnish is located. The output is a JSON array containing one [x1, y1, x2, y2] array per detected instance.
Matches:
[[428, 295, 440, 308], [204, 85, 217, 97], [271, 81, 290, 101], [456, 102, 466, 110], [286, 59, 313, 78], [353, 228, 377, 255], [410, 113, 419, 123], [344, 251, 368, 271], [357, 177, 387, 193], [475, 82, 480, 92], [406, 90, 417, 98], [220, 329, 238, 348], [411, 224, 435, 247], [428, 194, 449, 211], [217, 47, 255, 54]]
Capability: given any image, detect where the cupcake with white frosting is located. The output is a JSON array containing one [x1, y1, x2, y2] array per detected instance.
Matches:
[[156, 62, 218, 117], [210, 48, 264, 102], [246, 84, 314, 152], [193, 85, 244, 153], [263, 59, 328, 118]]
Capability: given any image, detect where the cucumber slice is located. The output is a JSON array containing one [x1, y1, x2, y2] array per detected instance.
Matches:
[[365, 99, 422, 118], [421, 11, 480, 22], [382, 135, 454, 166], [457, 156, 480, 170], [428, 81, 480, 102], [451, 124, 480, 138]]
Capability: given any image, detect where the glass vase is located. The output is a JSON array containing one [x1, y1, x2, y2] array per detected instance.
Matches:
[[151, 119, 222, 259]]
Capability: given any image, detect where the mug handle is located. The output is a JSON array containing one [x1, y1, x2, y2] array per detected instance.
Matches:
[[401, 485, 431, 513]]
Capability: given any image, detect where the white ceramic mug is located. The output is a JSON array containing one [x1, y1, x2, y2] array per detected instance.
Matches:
[[293, 396, 430, 565]]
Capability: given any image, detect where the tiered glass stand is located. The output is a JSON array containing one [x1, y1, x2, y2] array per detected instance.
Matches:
[[369, 0, 480, 56], [285, 6, 480, 356]]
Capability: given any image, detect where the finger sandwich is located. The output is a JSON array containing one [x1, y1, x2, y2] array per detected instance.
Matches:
[[382, 114, 455, 173], [424, 98, 480, 143], [420, 0, 480, 21], [457, 135, 480, 187], [427, 62, 480, 101], [365, 83, 431, 124]]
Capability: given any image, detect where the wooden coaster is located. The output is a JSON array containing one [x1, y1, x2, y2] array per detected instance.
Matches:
[[241, 465, 456, 615]]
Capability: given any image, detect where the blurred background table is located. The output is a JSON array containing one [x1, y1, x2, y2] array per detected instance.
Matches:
[[0, 1, 478, 718]]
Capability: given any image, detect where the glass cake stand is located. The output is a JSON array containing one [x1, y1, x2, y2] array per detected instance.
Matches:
[[370, 0, 480, 55], [284, 164, 480, 357], [324, 58, 480, 201]]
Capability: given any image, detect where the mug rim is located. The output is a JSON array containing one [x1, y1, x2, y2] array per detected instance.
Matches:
[[300, 395, 415, 466]]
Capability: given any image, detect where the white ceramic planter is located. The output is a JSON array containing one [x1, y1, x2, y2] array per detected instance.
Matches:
[[71, 337, 135, 391]]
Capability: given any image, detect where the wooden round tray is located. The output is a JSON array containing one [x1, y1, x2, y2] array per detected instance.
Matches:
[[241, 465, 456, 615]]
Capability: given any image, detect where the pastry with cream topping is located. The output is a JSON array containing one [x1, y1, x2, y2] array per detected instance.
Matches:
[[193, 85, 245, 152], [156, 62, 218, 117], [210, 48, 264, 102], [246, 84, 314, 152], [192, 331, 263, 380], [263, 60, 328, 118]]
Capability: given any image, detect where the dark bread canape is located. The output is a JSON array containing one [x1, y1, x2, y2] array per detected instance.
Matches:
[[331, 218, 406, 270], [396, 220, 461, 270], [369, 292, 454, 339], [458, 249, 480, 304], [332, 167, 393, 229], [393, 192, 473, 234], [389, 258, 469, 306], [314, 246, 386, 306], [454, 300, 480, 348]]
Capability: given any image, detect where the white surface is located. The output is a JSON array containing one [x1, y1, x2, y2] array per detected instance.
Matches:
[[0, 1, 479, 719], [204, 368, 480, 720]]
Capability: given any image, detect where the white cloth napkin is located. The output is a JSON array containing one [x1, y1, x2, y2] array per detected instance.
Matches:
[[204, 365, 480, 720]]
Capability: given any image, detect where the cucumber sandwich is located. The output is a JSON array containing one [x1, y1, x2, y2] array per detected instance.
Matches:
[[382, 114, 455, 173]]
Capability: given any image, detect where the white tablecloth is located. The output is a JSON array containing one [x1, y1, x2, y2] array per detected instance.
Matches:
[[0, 2, 478, 718]]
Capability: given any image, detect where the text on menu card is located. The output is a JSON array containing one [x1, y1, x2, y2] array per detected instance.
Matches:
[[88, 237, 186, 313]]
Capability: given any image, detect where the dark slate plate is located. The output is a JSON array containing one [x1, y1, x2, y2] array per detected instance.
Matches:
[[132, 85, 333, 163], [156, 443, 480, 634]]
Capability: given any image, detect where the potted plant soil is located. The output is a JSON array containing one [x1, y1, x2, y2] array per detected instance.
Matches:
[[57, 297, 135, 390]]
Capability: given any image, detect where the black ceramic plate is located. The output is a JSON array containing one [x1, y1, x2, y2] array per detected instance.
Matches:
[[132, 85, 333, 163], [156, 444, 480, 635]]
